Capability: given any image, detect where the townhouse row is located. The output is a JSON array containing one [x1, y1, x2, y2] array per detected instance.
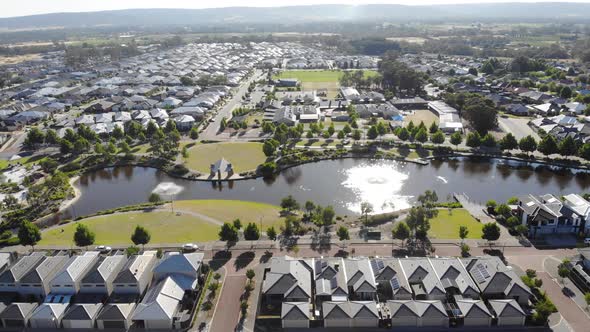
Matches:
[[260, 255, 531, 329], [0, 250, 204, 330]]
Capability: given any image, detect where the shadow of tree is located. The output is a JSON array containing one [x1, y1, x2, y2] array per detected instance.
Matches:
[[310, 231, 332, 253], [397, 146, 410, 157], [260, 251, 273, 263], [209, 250, 232, 271], [234, 251, 255, 271]]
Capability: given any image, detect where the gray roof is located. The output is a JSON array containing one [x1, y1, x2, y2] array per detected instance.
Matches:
[[344, 257, 377, 293], [97, 303, 136, 321], [62, 303, 103, 321], [0, 303, 38, 320], [462, 256, 532, 298], [455, 299, 492, 318], [113, 252, 156, 284], [153, 252, 203, 277], [322, 301, 379, 319], [519, 194, 563, 219], [429, 258, 479, 296], [281, 302, 310, 320], [20, 255, 69, 284], [387, 300, 448, 318], [262, 256, 312, 299], [400, 258, 446, 297], [488, 299, 526, 317], [82, 255, 127, 284], [371, 258, 412, 296], [314, 258, 348, 298], [0, 255, 45, 283]]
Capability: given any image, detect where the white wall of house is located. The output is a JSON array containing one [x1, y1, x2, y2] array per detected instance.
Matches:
[[62, 319, 95, 329], [282, 320, 309, 328]]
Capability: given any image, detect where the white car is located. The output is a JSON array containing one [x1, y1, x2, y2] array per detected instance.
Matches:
[[183, 243, 199, 252], [96, 245, 112, 253]]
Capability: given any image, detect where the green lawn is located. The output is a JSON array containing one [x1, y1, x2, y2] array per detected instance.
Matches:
[[184, 142, 266, 173], [428, 209, 483, 239], [274, 70, 379, 82], [0, 155, 49, 171], [40, 211, 221, 246], [174, 200, 283, 227]]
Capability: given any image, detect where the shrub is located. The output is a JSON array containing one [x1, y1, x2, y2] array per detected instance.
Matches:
[[125, 245, 140, 257]]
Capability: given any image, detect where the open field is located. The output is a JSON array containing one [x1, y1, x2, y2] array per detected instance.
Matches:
[[173, 200, 283, 227], [386, 37, 428, 44], [39, 211, 220, 246], [403, 109, 439, 126], [0, 54, 41, 65], [185, 142, 265, 173], [39, 200, 283, 246], [0, 154, 49, 171], [429, 208, 483, 239], [275, 70, 379, 99]]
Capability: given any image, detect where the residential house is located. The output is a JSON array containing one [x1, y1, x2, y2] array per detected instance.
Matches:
[[262, 257, 313, 309], [29, 302, 70, 329], [504, 104, 529, 116], [462, 256, 532, 305], [314, 258, 348, 302], [80, 254, 127, 296], [344, 258, 377, 301], [429, 257, 480, 299], [0, 253, 11, 274], [0, 254, 46, 294], [61, 303, 103, 329], [0, 303, 38, 328], [563, 194, 590, 236], [428, 101, 463, 133], [387, 300, 448, 327], [400, 258, 446, 301], [18, 254, 69, 300], [565, 102, 587, 115], [517, 194, 581, 237], [455, 299, 493, 327], [132, 276, 184, 330], [170, 106, 205, 120], [390, 97, 428, 110], [340, 87, 360, 101], [50, 252, 100, 295], [272, 107, 297, 126], [322, 301, 379, 328], [488, 299, 526, 326], [281, 302, 310, 329], [371, 258, 412, 300], [95, 303, 136, 330], [152, 252, 204, 291], [112, 251, 157, 295], [174, 115, 196, 131]]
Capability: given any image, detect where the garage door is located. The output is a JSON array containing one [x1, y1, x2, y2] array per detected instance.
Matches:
[[103, 320, 126, 329], [66, 320, 93, 329], [421, 317, 448, 327], [463, 317, 490, 327], [391, 317, 418, 327], [498, 317, 524, 326], [283, 320, 309, 328], [324, 319, 350, 328], [30, 319, 57, 329], [4, 320, 25, 328], [353, 318, 377, 327]]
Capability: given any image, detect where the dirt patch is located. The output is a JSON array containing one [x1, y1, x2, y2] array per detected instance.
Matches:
[[403, 109, 439, 126], [0, 54, 41, 65]]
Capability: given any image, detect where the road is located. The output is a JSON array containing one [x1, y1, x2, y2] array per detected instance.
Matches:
[[201, 69, 264, 140], [498, 116, 540, 141]]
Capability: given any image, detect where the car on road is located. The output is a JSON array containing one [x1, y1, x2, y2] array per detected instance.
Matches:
[[183, 243, 199, 252], [96, 245, 112, 253], [208, 118, 215, 123]]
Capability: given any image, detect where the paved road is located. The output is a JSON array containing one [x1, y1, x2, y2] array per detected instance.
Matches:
[[498, 116, 540, 141], [210, 275, 246, 332], [201, 70, 264, 140]]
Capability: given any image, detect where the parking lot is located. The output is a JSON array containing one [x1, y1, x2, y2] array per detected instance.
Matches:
[[498, 116, 539, 140]]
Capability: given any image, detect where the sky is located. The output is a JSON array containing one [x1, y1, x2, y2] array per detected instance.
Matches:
[[2, 0, 589, 18]]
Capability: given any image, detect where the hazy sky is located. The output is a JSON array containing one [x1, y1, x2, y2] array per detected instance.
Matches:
[[2, 0, 588, 18]]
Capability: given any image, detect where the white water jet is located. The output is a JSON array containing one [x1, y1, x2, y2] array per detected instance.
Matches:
[[152, 182, 184, 197]]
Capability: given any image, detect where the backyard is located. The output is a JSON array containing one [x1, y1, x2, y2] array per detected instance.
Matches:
[[428, 208, 484, 239], [184, 142, 266, 174]]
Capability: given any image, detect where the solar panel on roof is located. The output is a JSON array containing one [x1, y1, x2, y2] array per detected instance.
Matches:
[[477, 263, 491, 279], [472, 268, 486, 284], [377, 260, 385, 270], [330, 277, 338, 289], [390, 276, 400, 290]]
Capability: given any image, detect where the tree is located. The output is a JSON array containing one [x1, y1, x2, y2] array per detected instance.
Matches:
[[585, 293, 590, 309], [280, 195, 299, 212], [367, 126, 379, 140], [468, 67, 478, 76], [24, 127, 45, 149], [219, 222, 239, 243], [518, 135, 537, 155], [233, 219, 242, 230], [459, 226, 469, 244], [352, 129, 362, 141], [266, 226, 277, 241], [304, 201, 316, 217], [430, 130, 445, 145], [45, 129, 59, 145], [392, 221, 410, 248], [337, 130, 345, 139], [429, 122, 438, 134], [560, 86, 573, 99], [538, 135, 558, 156], [74, 223, 95, 249], [506, 216, 520, 229], [148, 193, 161, 203], [246, 269, 255, 282], [579, 143, 590, 160], [190, 126, 199, 140], [131, 225, 151, 249], [460, 243, 470, 257], [360, 202, 373, 225], [466, 132, 481, 148], [499, 133, 518, 151], [414, 128, 428, 145], [263, 140, 276, 157], [397, 127, 410, 141], [450, 132, 462, 150], [558, 259, 571, 282], [559, 136, 577, 158], [18, 220, 41, 250], [244, 223, 260, 241], [337, 226, 350, 242], [481, 133, 496, 148], [495, 204, 512, 219], [322, 206, 336, 226], [481, 223, 501, 246]]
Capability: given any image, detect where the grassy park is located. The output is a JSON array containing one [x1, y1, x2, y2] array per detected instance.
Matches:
[[274, 70, 379, 98], [184, 142, 266, 173], [39, 200, 283, 246], [428, 208, 483, 239]]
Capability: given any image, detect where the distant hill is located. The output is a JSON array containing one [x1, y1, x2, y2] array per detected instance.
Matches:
[[1, 3, 590, 29]]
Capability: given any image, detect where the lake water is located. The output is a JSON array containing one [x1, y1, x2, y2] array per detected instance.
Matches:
[[63, 157, 590, 219]]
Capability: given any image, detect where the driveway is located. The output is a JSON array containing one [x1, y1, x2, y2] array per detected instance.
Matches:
[[210, 275, 246, 332], [538, 272, 590, 332], [498, 116, 539, 140]]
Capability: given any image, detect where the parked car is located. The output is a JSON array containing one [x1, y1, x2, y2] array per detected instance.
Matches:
[[96, 245, 112, 253], [183, 243, 199, 252]]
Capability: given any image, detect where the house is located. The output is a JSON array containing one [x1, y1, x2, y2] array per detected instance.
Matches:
[[113, 111, 132, 123], [428, 101, 463, 133], [340, 87, 360, 101], [504, 104, 529, 116], [314, 258, 348, 302], [488, 299, 526, 326], [149, 108, 169, 121], [0, 303, 38, 328], [455, 298, 493, 327], [61, 303, 103, 329], [174, 115, 196, 131], [281, 302, 310, 329], [387, 300, 448, 327], [0, 253, 11, 273], [322, 301, 379, 328], [391, 97, 429, 110], [159, 97, 183, 108], [400, 258, 446, 300], [170, 106, 205, 120], [517, 194, 581, 237], [462, 256, 532, 305], [153, 252, 203, 290], [429, 257, 480, 299], [532, 102, 561, 115], [132, 276, 184, 330], [563, 194, 590, 236], [112, 251, 157, 295], [371, 258, 412, 300], [0, 254, 46, 294], [18, 254, 69, 300], [344, 257, 377, 300], [96, 303, 136, 330], [565, 102, 587, 115], [80, 254, 127, 295], [29, 302, 70, 329], [273, 107, 297, 126], [262, 257, 313, 308], [50, 252, 100, 295]]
